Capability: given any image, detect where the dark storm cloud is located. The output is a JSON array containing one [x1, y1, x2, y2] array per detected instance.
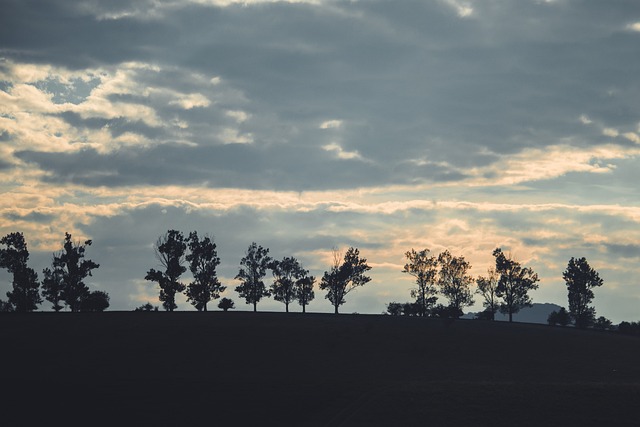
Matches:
[[3, 211, 54, 223], [56, 111, 166, 140], [15, 139, 465, 190], [3, 0, 640, 192]]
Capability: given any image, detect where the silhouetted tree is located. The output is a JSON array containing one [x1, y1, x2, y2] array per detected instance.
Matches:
[[437, 250, 474, 318], [563, 257, 603, 329], [135, 302, 159, 312], [386, 302, 404, 316], [0, 299, 13, 312], [493, 248, 539, 323], [42, 266, 65, 311], [402, 248, 438, 317], [80, 290, 110, 312], [476, 268, 499, 321], [294, 274, 315, 313], [320, 247, 371, 314], [270, 256, 308, 312], [0, 232, 41, 312], [235, 242, 272, 312], [49, 233, 100, 312], [617, 321, 640, 336], [547, 307, 571, 326], [145, 230, 187, 311], [185, 232, 225, 311], [218, 297, 235, 312], [593, 316, 612, 330]]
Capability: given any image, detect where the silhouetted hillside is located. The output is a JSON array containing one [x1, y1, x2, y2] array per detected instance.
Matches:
[[463, 302, 563, 324], [2, 312, 639, 426]]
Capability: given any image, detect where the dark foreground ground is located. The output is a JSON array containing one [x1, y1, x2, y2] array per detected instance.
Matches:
[[2, 311, 640, 426]]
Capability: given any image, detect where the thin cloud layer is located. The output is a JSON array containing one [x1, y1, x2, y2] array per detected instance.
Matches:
[[1, 0, 640, 320]]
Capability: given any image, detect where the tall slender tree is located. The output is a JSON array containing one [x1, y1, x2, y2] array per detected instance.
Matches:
[[493, 248, 539, 322], [50, 233, 100, 312], [0, 232, 41, 312], [145, 230, 186, 311], [42, 266, 65, 311], [476, 268, 499, 320], [294, 274, 315, 313], [185, 232, 225, 311], [402, 248, 438, 317], [437, 250, 474, 318], [270, 256, 307, 312], [235, 242, 272, 312], [320, 247, 371, 314], [563, 257, 603, 329]]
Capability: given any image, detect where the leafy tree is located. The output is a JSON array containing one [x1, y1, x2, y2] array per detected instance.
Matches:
[[294, 274, 315, 313], [145, 230, 187, 312], [185, 232, 225, 311], [0, 299, 13, 312], [319, 247, 371, 314], [270, 256, 308, 312], [0, 232, 41, 312], [563, 257, 603, 329], [50, 233, 100, 312], [493, 248, 539, 323], [235, 242, 272, 312], [385, 302, 404, 316], [80, 290, 110, 312], [42, 266, 65, 311], [547, 307, 571, 327], [593, 316, 612, 331], [218, 297, 235, 312], [436, 250, 474, 318], [476, 268, 499, 321], [402, 248, 438, 317], [135, 302, 159, 312]]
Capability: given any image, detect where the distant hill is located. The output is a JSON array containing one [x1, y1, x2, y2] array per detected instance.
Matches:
[[463, 302, 563, 324]]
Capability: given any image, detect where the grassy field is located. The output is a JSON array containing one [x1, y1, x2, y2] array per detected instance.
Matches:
[[2, 312, 640, 426]]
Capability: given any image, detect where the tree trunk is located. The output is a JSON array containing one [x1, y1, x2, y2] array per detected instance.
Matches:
[[253, 301, 257, 312], [203, 303, 207, 312], [302, 304, 306, 314], [285, 302, 289, 313], [334, 304, 339, 314], [509, 311, 513, 322]]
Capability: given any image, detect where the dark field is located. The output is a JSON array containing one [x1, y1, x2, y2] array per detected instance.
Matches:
[[2, 312, 640, 426]]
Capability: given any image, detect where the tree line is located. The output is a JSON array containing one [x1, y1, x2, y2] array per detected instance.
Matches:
[[0, 232, 106, 313], [142, 230, 371, 314], [0, 230, 623, 331], [389, 247, 608, 330]]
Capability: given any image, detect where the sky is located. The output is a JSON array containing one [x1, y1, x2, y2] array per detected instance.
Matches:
[[1, 0, 640, 321]]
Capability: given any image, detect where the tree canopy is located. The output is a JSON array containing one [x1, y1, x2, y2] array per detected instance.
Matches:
[[563, 257, 603, 329], [235, 242, 272, 312], [320, 247, 371, 314], [145, 230, 187, 311], [185, 232, 225, 311], [493, 248, 539, 322], [402, 248, 438, 317], [0, 232, 41, 312]]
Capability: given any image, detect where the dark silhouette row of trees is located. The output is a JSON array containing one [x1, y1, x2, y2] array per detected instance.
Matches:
[[389, 247, 611, 330], [143, 230, 372, 314], [390, 247, 539, 322], [0, 230, 628, 330], [0, 232, 108, 312]]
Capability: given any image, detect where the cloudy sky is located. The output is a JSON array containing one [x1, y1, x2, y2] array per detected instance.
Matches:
[[1, 0, 640, 320]]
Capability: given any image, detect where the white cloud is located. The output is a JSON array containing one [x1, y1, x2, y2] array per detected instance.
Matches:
[[320, 119, 342, 129], [623, 132, 640, 144], [322, 142, 364, 160], [442, 0, 473, 18], [168, 93, 211, 110], [627, 22, 640, 32], [219, 127, 253, 144], [579, 115, 592, 125], [603, 128, 619, 137], [226, 110, 250, 123]]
